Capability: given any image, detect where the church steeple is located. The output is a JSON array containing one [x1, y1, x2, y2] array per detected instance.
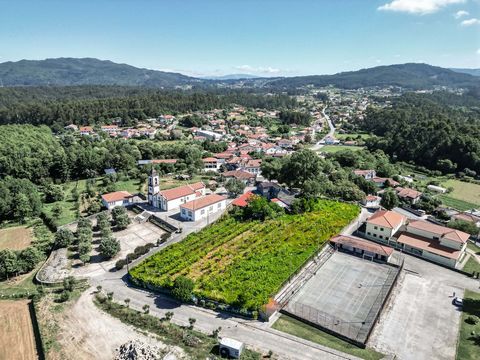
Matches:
[[148, 169, 160, 206]]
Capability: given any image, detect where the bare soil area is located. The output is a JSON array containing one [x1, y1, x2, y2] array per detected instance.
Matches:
[[0, 226, 33, 250], [0, 299, 38, 360], [38, 289, 183, 360]]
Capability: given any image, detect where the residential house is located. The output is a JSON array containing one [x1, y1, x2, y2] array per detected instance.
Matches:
[[353, 169, 376, 180], [232, 191, 255, 207], [100, 125, 119, 134], [203, 157, 220, 172], [395, 187, 423, 205], [361, 195, 381, 209], [101, 191, 133, 210], [79, 126, 94, 136], [242, 159, 262, 175], [179, 194, 227, 221], [223, 170, 256, 185]]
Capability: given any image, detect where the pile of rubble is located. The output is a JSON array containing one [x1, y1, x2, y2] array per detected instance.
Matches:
[[114, 340, 172, 360]]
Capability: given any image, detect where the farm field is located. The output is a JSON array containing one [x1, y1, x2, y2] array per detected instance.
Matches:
[[440, 179, 480, 208], [0, 300, 39, 360], [130, 200, 359, 310], [319, 145, 365, 154], [0, 225, 33, 250], [335, 133, 374, 141], [438, 195, 479, 212]]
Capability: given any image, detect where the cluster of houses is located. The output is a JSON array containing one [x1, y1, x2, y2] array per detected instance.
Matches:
[[353, 169, 424, 208]]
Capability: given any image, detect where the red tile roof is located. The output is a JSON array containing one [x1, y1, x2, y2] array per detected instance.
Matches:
[[159, 182, 205, 201], [331, 235, 394, 257], [396, 187, 422, 199], [368, 210, 407, 229], [396, 232, 462, 260], [223, 170, 255, 180], [407, 220, 469, 244], [180, 194, 226, 211], [232, 191, 254, 207], [202, 157, 218, 162], [101, 191, 132, 203]]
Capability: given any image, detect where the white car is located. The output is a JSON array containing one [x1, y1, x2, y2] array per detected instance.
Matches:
[[453, 297, 463, 306]]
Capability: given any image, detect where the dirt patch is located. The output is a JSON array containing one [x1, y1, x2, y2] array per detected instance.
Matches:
[[39, 289, 184, 360], [37, 248, 72, 284], [0, 226, 33, 250], [0, 299, 38, 360]]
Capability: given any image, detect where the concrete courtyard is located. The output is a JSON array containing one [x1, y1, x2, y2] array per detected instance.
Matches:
[[369, 253, 480, 360]]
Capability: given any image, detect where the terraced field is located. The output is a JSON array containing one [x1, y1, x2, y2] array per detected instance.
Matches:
[[130, 200, 359, 310]]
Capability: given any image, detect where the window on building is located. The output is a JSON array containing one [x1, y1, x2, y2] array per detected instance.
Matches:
[[209, 206, 213, 211], [217, 203, 221, 208], [374, 226, 378, 230], [201, 209, 205, 215], [373, 234, 377, 237], [379, 235, 383, 239], [380, 228, 384, 231], [433, 236, 439, 241], [367, 232, 371, 235]]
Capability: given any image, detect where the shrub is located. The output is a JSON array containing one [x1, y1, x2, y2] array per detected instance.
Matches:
[[466, 316, 479, 325], [115, 259, 127, 270], [54, 228, 75, 249], [171, 276, 194, 303], [99, 236, 120, 259]]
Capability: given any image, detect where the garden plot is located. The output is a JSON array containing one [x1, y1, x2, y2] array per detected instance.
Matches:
[[130, 200, 359, 310]]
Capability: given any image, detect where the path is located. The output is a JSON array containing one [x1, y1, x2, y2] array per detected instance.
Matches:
[[311, 106, 335, 151]]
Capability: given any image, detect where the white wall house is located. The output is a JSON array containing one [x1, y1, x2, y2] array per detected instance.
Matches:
[[365, 210, 407, 247], [179, 194, 227, 221], [101, 191, 133, 210], [156, 182, 206, 211], [202, 157, 220, 172]]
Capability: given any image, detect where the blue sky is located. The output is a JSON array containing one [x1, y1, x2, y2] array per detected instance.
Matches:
[[0, 0, 478, 76]]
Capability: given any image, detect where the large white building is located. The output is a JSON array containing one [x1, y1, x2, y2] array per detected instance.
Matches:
[[365, 209, 469, 268], [147, 170, 206, 211], [179, 194, 227, 221]]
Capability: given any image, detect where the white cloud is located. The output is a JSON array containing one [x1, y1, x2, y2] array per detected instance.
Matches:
[[477, 48, 480, 55], [378, 0, 465, 15], [461, 18, 480, 26], [234, 65, 282, 75], [454, 10, 469, 18]]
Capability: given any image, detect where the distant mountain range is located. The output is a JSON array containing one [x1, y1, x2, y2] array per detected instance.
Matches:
[[263, 63, 479, 90], [201, 74, 261, 80], [0, 58, 199, 87], [450, 68, 480, 77], [0, 58, 478, 90]]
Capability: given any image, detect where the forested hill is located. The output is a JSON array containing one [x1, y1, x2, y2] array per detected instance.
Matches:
[[0, 58, 200, 87], [362, 92, 480, 175], [264, 63, 479, 90]]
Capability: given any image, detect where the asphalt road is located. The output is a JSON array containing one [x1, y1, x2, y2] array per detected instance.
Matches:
[[311, 106, 335, 151]]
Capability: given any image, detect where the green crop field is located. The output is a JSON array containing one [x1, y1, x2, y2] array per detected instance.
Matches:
[[440, 180, 480, 208], [130, 200, 359, 310], [319, 145, 364, 154]]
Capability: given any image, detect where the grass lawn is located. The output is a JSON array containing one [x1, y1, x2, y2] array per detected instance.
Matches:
[[0, 226, 34, 251], [456, 290, 480, 360], [467, 242, 480, 254], [43, 179, 88, 226], [462, 256, 480, 275], [130, 200, 359, 310], [335, 133, 373, 141], [441, 180, 480, 208], [0, 266, 39, 297], [272, 315, 384, 360], [114, 178, 146, 193], [320, 145, 365, 154], [438, 195, 479, 212]]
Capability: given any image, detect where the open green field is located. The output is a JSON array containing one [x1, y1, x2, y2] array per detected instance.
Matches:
[[130, 200, 359, 310], [456, 290, 480, 360], [320, 145, 365, 154], [43, 179, 87, 226], [463, 256, 480, 275], [273, 315, 384, 360], [441, 180, 480, 208], [335, 133, 373, 141], [438, 195, 479, 212]]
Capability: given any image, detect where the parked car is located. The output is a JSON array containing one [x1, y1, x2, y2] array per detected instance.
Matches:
[[453, 297, 463, 306]]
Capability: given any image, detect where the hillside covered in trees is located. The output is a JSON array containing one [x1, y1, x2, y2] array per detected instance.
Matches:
[[0, 86, 296, 129], [362, 92, 480, 175]]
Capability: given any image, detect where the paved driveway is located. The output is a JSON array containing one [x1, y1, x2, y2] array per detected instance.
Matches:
[[369, 254, 480, 359]]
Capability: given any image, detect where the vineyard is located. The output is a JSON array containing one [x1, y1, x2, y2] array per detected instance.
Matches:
[[130, 200, 359, 310]]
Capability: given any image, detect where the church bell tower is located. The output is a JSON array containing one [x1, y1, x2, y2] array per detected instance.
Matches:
[[148, 169, 160, 207]]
